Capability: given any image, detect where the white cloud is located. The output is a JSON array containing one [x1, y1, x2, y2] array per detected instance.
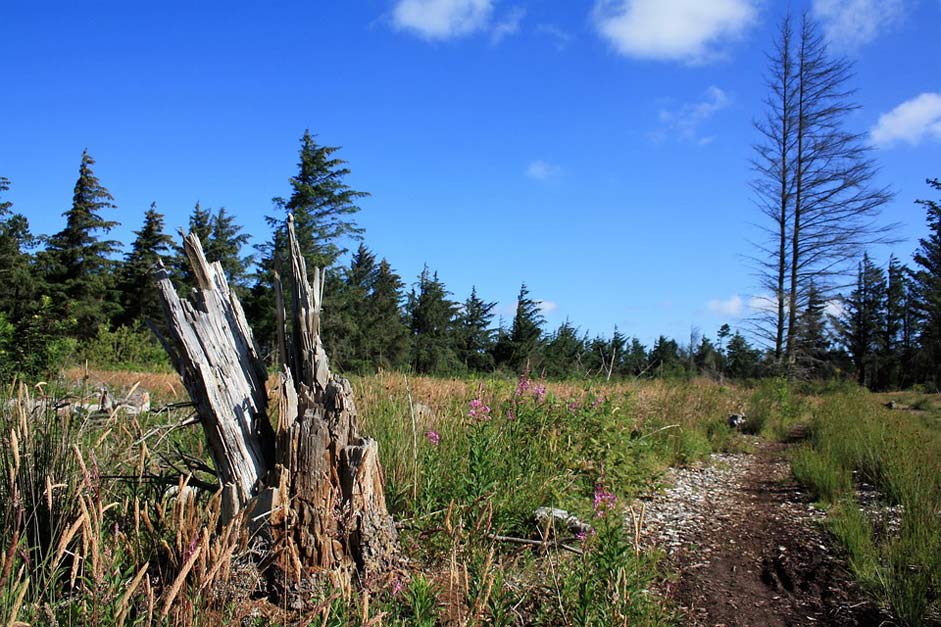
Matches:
[[392, 0, 493, 40], [707, 295, 743, 317], [870, 93, 941, 147], [748, 294, 778, 314], [536, 23, 574, 50], [526, 160, 561, 180], [825, 299, 845, 319], [491, 6, 525, 44], [592, 0, 757, 64], [812, 0, 909, 50], [536, 300, 559, 314], [655, 86, 730, 144]]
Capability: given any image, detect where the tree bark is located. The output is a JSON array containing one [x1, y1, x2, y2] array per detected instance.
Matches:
[[154, 215, 397, 582]]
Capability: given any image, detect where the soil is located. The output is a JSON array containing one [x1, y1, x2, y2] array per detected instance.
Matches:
[[640, 438, 894, 627]]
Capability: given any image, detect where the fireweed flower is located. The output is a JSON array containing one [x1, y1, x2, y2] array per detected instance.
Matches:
[[593, 485, 617, 517], [532, 384, 547, 401], [515, 372, 531, 397], [468, 397, 491, 419], [425, 430, 440, 446]]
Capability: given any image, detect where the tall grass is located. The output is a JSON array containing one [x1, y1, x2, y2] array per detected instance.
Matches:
[[789, 390, 941, 625], [1, 371, 751, 625]]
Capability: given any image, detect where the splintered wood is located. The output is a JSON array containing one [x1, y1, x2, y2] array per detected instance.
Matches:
[[155, 214, 397, 581]]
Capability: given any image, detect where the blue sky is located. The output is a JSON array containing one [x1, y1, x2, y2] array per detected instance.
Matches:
[[2, 0, 940, 346]]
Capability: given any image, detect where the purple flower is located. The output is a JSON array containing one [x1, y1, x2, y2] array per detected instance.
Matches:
[[592, 395, 605, 409], [515, 373, 531, 397], [593, 485, 617, 517], [567, 400, 580, 413], [532, 384, 546, 401], [391, 576, 404, 596], [468, 397, 491, 419], [425, 430, 440, 446]]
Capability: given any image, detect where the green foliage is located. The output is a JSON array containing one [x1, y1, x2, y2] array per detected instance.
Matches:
[[407, 266, 459, 374], [249, 131, 368, 357], [117, 202, 174, 328], [790, 392, 941, 625], [456, 286, 497, 372], [40, 149, 121, 340], [80, 323, 170, 371], [912, 178, 941, 389]]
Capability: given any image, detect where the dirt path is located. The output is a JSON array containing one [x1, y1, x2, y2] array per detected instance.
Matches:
[[640, 439, 890, 626]]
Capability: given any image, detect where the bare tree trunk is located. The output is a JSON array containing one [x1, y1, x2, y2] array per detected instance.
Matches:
[[154, 215, 397, 583]]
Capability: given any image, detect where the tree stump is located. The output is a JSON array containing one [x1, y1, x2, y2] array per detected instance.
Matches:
[[154, 215, 397, 584]]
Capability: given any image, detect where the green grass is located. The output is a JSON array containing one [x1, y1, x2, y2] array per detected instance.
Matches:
[[0, 371, 755, 625], [788, 390, 941, 626]]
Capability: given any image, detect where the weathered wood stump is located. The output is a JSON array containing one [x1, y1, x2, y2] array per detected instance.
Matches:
[[154, 215, 397, 584]]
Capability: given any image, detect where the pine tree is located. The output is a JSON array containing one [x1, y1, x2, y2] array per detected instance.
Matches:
[[882, 255, 909, 388], [117, 203, 174, 327], [407, 267, 458, 374], [726, 332, 760, 379], [792, 281, 831, 378], [325, 244, 376, 371], [912, 178, 941, 388], [0, 177, 35, 324], [838, 254, 887, 387], [456, 286, 497, 372], [507, 283, 544, 371], [42, 149, 121, 340], [176, 203, 252, 293], [542, 320, 584, 379], [367, 259, 410, 370], [250, 131, 369, 355]]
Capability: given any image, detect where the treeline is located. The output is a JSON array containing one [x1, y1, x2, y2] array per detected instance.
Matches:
[[0, 137, 938, 389]]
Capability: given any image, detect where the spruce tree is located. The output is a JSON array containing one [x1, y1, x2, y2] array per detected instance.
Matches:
[[838, 254, 887, 387], [407, 266, 458, 374], [542, 320, 584, 378], [324, 244, 376, 371], [42, 149, 121, 340], [507, 283, 544, 371], [117, 203, 174, 327], [0, 177, 35, 324], [456, 286, 497, 372], [176, 203, 252, 293], [912, 178, 941, 388], [792, 281, 831, 378], [367, 259, 410, 370], [250, 131, 369, 355]]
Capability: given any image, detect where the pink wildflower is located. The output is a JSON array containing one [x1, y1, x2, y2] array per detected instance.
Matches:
[[515, 373, 531, 397], [567, 400, 580, 413], [468, 397, 491, 419], [532, 384, 547, 401], [391, 576, 404, 596], [425, 430, 440, 446], [593, 485, 617, 517]]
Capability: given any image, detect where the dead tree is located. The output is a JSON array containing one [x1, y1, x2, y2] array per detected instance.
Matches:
[[154, 215, 397, 581]]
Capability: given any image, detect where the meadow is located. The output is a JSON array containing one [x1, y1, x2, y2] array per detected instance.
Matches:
[[1, 369, 938, 626]]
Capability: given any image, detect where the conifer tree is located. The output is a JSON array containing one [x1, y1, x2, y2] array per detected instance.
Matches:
[[367, 259, 410, 370], [507, 283, 544, 371], [0, 177, 35, 324], [792, 281, 831, 378], [324, 244, 376, 371], [912, 178, 941, 388], [117, 203, 174, 327], [542, 320, 584, 378], [250, 131, 369, 355], [176, 203, 252, 293], [42, 149, 121, 340], [456, 286, 497, 372], [407, 266, 458, 374], [838, 254, 887, 387]]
